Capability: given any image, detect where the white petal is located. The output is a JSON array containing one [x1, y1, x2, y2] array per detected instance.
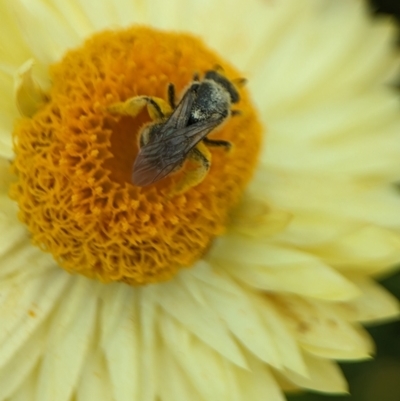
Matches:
[[280, 352, 348, 394], [10, 373, 37, 401], [188, 266, 283, 369], [149, 272, 247, 368], [210, 234, 359, 301], [158, 347, 204, 401], [136, 288, 158, 401], [266, 294, 374, 360], [0, 269, 69, 368], [76, 347, 113, 401], [0, 323, 45, 400], [332, 276, 400, 323], [36, 277, 99, 401], [234, 356, 286, 401], [100, 285, 140, 401], [158, 314, 243, 401], [6, 0, 84, 65]]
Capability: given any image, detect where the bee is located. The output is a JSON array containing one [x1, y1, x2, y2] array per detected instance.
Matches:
[[108, 69, 243, 195]]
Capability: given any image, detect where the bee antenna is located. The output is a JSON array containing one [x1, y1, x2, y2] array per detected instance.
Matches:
[[233, 77, 247, 87], [231, 109, 242, 117], [212, 64, 224, 73], [193, 72, 200, 81]]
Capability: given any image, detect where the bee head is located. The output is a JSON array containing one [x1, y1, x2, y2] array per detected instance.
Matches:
[[204, 70, 240, 104]]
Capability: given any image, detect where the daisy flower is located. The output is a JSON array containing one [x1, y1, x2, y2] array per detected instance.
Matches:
[[1, 0, 400, 400]]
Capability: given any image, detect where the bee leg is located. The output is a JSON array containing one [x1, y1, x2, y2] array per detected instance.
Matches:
[[203, 137, 232, 151], [167, 84, 176, 109], [169, 142, 211, 197], [108, 96, 173, 120]]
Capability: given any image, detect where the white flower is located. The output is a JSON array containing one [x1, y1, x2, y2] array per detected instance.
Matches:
[[0, 1, 400, 401]]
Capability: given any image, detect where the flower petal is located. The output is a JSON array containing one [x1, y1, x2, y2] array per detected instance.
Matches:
[[76, 348, 113, 401], [148, 269, 248, 369], [332, 276, 400, 323], [187, 264, 306, 374], [267, 294, 374, 360], [279, 352, 348, 394], [0, 269, 69, 368], [211, 234, 359, 301], [36, 277, 99, 401], [0, 323, 45, 400], [100, 285, 140, 401]]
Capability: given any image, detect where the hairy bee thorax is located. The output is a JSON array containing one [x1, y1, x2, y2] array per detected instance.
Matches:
[[11, 26, 262, 285]]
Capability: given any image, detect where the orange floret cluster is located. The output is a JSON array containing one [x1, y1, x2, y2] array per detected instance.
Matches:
[[10, 27, 262, 285]]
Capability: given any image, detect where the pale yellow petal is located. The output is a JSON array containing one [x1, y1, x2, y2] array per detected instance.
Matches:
[[158, 348, 204, 401], [0, 270, 68, 369], [234, 356, 286, 401], [37, 277, 98, 401], [150, 272, 247, 369], [279, 352, 348, 394], [267, 294, 374, 360], [159, 315, 246, 401], [210, 234, 359, 301], [76, 348, 113, 401], [135, 290, 158, 401], [101, 286, 140, 401], [332, 276, 400, 323], [14, 59, 47, 117], [0, 323, 45, 400], [6, 0, 84, 65]]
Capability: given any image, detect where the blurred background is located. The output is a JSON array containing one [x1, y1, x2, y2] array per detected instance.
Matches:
[[288, 1, 400, 400]]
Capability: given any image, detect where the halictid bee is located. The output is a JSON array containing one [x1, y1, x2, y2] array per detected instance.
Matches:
[[108, 69, 244, 195]]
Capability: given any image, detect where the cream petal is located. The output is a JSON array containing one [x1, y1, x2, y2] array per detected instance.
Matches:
[[234, 356, 286, 401], [158, 314, 244, 401], [318, 225, 400, 274], [279, 352, 348, 394], [43, 0, 95, 39], [249, 292, 307, 376], [111, 0, 148, 27], [261, 92, 400, 174], [187, 265, 282, 369], [0, 269, 69, 368], [36, 277, 99, 401], [0, 2, 32, 70], [187, 263, 305, 373], [253, 1, 399, 117], [259, 101, 400, 185], [0, 72, 16, 154], [332, 276, 400, 323], [210, 234, 359, 301], [148, 271, 248, 369], [10, 373, 37, 401], [0, 128, 13, 160], [76, 348, 113, 401], [267, 294, 374, 360], [229, 193, 292, 238], [135, 288, 158, 401], [0, 322, 45, 400], [158, 348, 204, 401], [5, 0, 84, 65], [100, 285, 140, 401], [14, 59, 47, 117], [72, 0, 121, 31]]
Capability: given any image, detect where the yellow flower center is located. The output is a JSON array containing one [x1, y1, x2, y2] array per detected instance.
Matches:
[[10, 27, 262, 285]]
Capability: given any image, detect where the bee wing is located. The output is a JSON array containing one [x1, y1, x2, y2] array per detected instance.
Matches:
[[163, 82, 199, 130], [132, 116, 224, 186]]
